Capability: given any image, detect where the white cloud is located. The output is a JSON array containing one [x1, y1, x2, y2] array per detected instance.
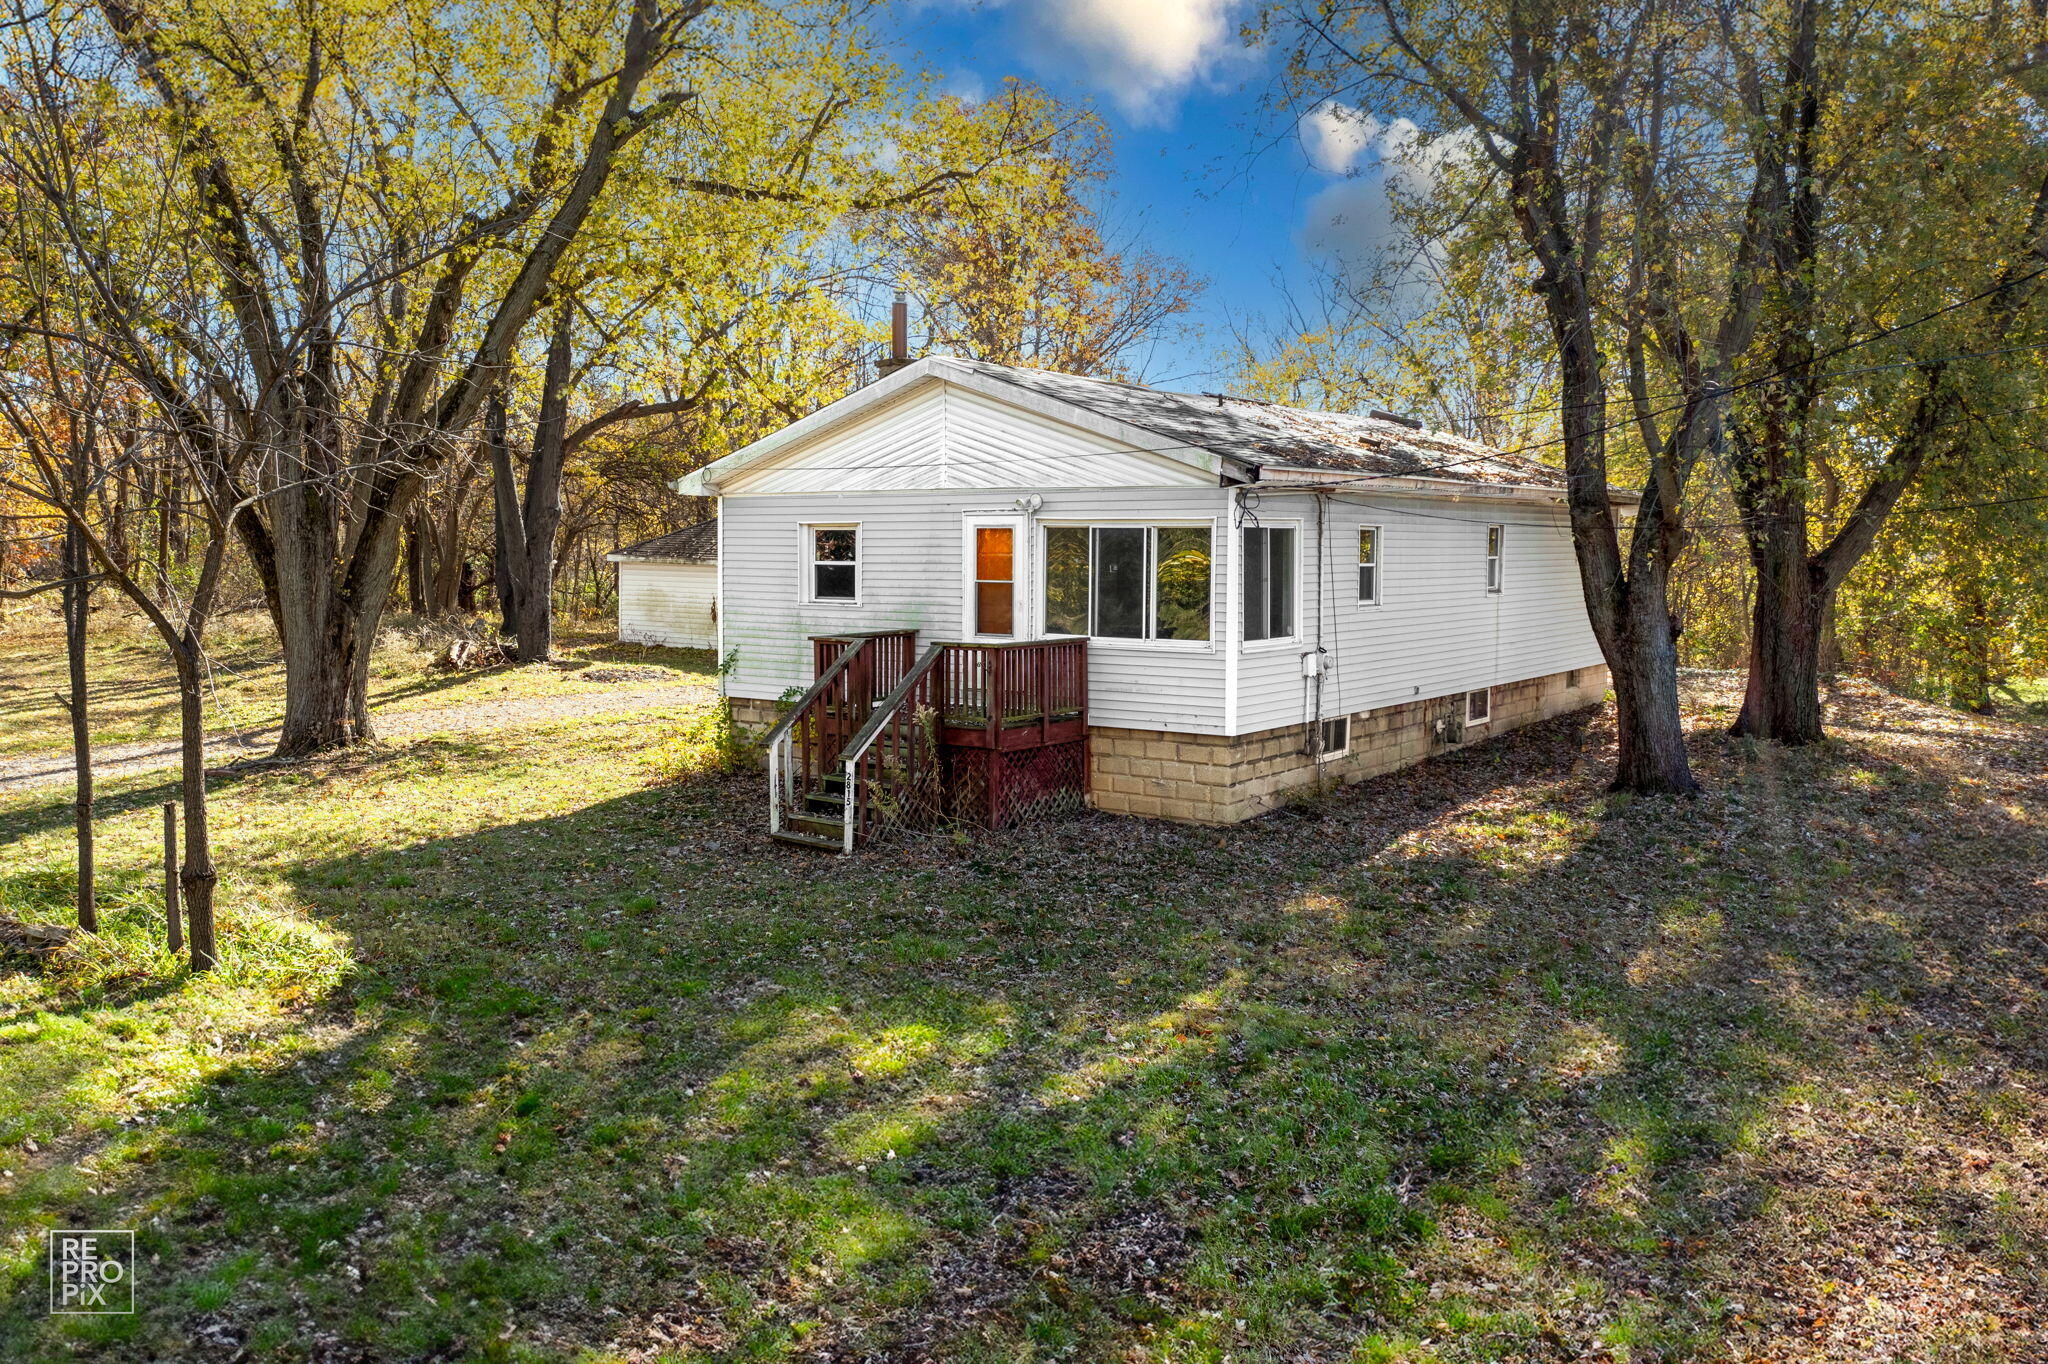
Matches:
[[1298, 103, 1379, 176], [1297, 102, 1474, 270], [944, 70, 987, 107], [1007, 0, 1252, 124]]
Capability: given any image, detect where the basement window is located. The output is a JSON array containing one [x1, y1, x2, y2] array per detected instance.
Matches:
[[1318, 715, 1350, 761], [1466, 688, 1492, 726]]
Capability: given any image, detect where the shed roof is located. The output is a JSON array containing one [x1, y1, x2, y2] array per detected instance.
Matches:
[[611, 520, 717, 564]]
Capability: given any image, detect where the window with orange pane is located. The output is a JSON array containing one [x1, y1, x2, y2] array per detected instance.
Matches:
[[973, 526, 1015, 635]]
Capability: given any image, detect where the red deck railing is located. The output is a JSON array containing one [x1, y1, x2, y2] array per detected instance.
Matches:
[[844, 644, 949, 843], [937, 638, 1088, 750]]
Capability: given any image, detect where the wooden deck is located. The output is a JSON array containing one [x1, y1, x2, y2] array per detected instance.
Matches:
[[768, 633, 1089, 848]]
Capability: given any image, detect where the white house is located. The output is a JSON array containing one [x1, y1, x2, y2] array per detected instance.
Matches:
[[674, 356, 1620, 838], [607, 520, 718, 650]]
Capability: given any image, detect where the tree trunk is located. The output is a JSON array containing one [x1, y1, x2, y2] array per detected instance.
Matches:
[[404, 512, 429, 615], [273, 503, 411, 755], [1732, 498, 1827, 744], [1540, 256, 1702, 795], [1603, 559, 1701, 795], [513, 306, 574, 663], [61, 523, 96, 933], [173, 640, 219, 971], [489, 392, 525, 639], [1733, 577, 1826, 743]]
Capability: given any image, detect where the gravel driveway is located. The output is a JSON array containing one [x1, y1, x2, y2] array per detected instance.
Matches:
[[0, 682, 712, 792]]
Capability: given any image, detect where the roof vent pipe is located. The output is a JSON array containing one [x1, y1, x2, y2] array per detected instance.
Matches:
[[878, 291, 911, 378]]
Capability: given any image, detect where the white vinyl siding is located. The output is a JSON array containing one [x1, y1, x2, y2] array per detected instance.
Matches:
[[719, 486, 1231, 733], [615, 561, 718, 650], [723, 381, 1216, 495], [1230, 491, 1602, 734]]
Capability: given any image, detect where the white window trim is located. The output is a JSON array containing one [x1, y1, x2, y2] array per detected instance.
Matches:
[[1485, 524, 1505, 594], [1317, 714, 1351, 761], [1357, 523, 1383, 607], [802, 521, 861, 606], [1466, 687, 1492, 726], [1036, 520, 1218, 651], [1240, 518, 1305, 652]]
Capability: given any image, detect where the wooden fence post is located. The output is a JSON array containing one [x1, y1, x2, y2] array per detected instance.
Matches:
[[163, 802, 182, 955]]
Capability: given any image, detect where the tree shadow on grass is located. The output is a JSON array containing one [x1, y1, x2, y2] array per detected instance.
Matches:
[[2, 702, 2043, 1361]]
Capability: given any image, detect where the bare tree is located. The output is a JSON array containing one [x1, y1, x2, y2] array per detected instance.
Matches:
[[1290, 1, 1779, 792]]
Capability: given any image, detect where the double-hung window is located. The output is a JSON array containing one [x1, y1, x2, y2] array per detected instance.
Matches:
[[807, 525, 858, 602], [1485, 524, 1504, 593], [1358, 525, 1381, 605], [1241, 525, 1297, 642], [1042, 525, 1212, 642]]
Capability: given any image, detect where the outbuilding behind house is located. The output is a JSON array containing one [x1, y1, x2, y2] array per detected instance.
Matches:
[[608, 520, 718, 651]]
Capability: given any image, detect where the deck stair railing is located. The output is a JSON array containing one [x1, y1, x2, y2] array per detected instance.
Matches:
[[768, 634, 1089, 851], [764, 631, 916, 846], [836, 644, 950, 849]]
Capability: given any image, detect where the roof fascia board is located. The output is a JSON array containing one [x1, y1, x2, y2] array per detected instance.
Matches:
[[1254, 465, 1642, 506]]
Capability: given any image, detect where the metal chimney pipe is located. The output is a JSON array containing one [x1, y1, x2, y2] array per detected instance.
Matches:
[[879, 290, 910, 378]]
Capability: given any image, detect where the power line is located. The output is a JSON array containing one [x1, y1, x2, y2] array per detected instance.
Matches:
[[1309, 396, 2048, 537], [1463, 334, 2048, 424]]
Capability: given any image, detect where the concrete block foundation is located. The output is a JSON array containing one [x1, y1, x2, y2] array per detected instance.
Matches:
[[1088, 664, 1609, 825]]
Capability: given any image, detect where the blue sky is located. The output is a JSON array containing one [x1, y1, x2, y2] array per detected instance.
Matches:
[[875, 2, 1412, 388]]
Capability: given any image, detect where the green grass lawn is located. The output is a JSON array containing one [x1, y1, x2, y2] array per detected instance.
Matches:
[[0, 648, 2043, 1361]]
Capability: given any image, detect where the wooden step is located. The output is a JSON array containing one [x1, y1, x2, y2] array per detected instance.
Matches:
[[770, 827, 845, 852], [785, 812, 845, 840]]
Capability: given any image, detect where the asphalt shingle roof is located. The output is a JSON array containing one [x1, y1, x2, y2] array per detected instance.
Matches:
[[946, 357, 1579, 492], [613, 520, 717, 563]]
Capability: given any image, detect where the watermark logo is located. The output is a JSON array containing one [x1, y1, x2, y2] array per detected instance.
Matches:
[[48, 1229, 134, 1314]]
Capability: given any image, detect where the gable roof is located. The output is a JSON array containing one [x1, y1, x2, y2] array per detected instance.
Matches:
[[610, 519, 717, 564], [674, 356, 1626, 502]]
